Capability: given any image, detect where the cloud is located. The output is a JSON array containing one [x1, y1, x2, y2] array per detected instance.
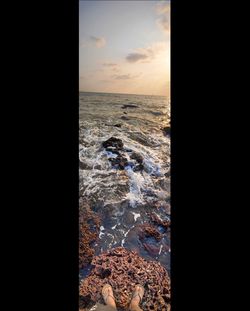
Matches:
[[126, 53, 148, 63], [100, 79, 112, 83], [112, 67, 120, 72], [113, 74, 133, 80], [113, 73, 141, 80], [156, 1, 170, 34], [102, 62, 118, 67], [157, 15, 170, 33], [89, 36, 106, 48], [80, 36, 106, 48], [156, 1, 170, 14], [102, 62, 120, 72], [126, 42, 168, 63]]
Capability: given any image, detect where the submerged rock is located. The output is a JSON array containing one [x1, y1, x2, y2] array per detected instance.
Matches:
[[109, 155, 128, 170], [105, 148, 120, 155], [121, 104, 138, 109], [142, 242, 161, 256], [129, 151, 144, 172], [133, 163, 144, 172], [104, 123, 122, 128], [121, 116, 130, 120], [129, 132, 155, 147], [79, 160, 91, 170], [138, 224, 162, 241]]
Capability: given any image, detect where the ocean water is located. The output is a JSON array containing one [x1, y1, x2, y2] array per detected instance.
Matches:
[[79, 91, 171, 274]]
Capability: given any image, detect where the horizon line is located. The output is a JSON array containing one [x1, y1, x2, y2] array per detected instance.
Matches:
[[79, 90, 168, 97]]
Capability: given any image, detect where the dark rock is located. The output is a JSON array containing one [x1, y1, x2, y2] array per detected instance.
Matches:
[[129, 132, 154, 147], [109, 155, 128, 170], [121, 116, 130, 120], [163, 203, 171, 215], [151, 111, 163, 116], [138, 224, 163, 241], [103, 137, 130, 170], [155, 178, 169, 191], [142, 242, 160, 256], [118, 158, 128, 169], [79, 160, 90, 170], [130, 152, 144, 171], [122, 211, 135, 225], [93, 164, 102, 170], [149, 212, 171, 229], [102, 137, 123, 150], [124, 147, 133, 152], [164, 168, 171, 177], [162, 126, 171, 136], [123, 111, 127, 114], [121, 104, 138, 109], [133, 164, 144, 172], [130, 152, 143, 164], [105, 123, 121, 127]]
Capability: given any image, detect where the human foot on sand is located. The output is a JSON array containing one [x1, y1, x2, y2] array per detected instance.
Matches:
[[102, 284, 117, 309], [129, 284, 145, 311]]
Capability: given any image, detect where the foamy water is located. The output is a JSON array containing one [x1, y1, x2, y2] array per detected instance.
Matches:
[[79, 91, 171, 272]]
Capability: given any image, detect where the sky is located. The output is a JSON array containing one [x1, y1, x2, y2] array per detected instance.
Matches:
[[79, 0, 170, 96]]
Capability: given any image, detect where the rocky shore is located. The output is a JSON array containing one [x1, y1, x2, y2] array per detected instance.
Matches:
[[79, 247, 171, 311], [79, 92, 171, 310]]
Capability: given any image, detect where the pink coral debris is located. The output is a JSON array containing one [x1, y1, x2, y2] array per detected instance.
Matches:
[[79, 202, 101, 269], [79, 247, 171, 311]]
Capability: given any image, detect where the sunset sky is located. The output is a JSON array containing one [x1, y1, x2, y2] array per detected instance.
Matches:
[[79, 0, 170, 96]]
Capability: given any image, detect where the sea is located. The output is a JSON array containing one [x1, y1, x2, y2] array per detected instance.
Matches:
[[79, 91, 171, 277]]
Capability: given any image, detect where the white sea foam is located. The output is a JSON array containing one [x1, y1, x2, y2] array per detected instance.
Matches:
[[159, 244, 163, 255], [79, 117, 170, 208], [99, 226, 105, 238], [132, 212, 140, 221]]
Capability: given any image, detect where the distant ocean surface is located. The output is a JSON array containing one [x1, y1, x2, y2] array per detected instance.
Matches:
[[79, 91, 171, 275]]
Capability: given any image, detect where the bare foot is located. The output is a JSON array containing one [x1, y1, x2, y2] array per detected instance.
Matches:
[[102, 284, 117, 309], [129, 284, 145, 311]]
